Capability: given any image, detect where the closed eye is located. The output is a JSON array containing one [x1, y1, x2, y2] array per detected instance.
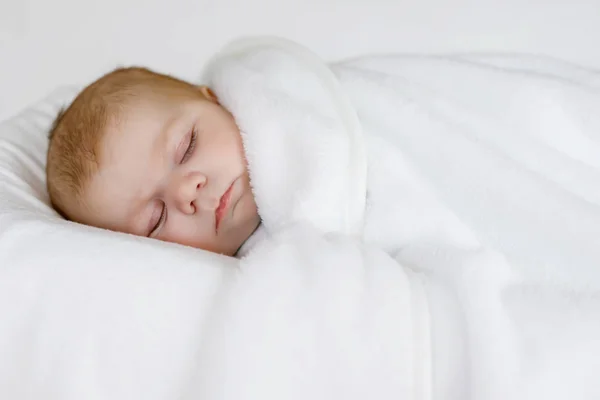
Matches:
[[180, 128, 197, 164], [149, 203, 167, 237]]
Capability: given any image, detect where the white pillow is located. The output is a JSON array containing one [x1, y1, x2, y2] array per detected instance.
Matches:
[[0, 88, 238, 398]]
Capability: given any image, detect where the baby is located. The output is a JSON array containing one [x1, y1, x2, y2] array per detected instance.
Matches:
[[46, 67, 261, 256]]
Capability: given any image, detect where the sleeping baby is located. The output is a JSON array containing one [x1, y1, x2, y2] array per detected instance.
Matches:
[[46, 67, 261, 256], [46, 38, 600, 399]]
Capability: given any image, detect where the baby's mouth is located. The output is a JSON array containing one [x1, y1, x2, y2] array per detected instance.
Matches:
[[215, 183, 234, 232]]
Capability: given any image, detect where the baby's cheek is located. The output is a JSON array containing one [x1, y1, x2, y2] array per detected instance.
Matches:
[[160, 215, 217, 250]]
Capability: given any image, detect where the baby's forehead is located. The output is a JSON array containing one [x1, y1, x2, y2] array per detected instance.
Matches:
[[97, 98, 173, 165], [103, 95, 163, 135]]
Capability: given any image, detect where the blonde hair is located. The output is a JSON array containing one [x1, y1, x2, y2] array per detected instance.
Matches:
[[46, 67, 197, 220]]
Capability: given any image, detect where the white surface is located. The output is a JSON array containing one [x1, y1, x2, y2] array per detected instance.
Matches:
[[1, 0, 600, 121]]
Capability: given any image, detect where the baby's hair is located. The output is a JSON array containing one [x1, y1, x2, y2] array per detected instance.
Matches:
[[46, 66, 196, 221]]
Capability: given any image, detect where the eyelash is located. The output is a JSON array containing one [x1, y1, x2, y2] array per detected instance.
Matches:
[[181, 128, 197, 164], [150, 204, 167, 237]]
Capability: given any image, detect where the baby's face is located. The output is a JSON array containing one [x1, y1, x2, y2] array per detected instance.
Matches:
[[82, 88, 260, 256]]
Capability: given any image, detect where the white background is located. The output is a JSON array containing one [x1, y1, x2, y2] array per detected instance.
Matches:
[[1, 0, 599, 121]]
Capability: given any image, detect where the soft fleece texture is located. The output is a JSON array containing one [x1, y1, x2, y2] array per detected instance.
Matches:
[[204, 37, 600, 399], [1, 36, 600, 400]]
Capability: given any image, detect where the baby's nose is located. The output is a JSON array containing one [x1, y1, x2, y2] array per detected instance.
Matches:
[[174, 173, 207, 214]]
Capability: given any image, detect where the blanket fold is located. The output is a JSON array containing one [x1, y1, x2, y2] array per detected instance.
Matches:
[[203, 37, 367, 237]]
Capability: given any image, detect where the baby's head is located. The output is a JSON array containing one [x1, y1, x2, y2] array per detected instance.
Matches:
[[47, 67, 260, 256]]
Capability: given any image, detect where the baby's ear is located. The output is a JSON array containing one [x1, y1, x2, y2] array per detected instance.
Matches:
[[198, 86, 218, 103]]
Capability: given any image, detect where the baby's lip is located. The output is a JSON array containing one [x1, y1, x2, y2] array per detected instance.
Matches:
[[215, 181, 235, 232]]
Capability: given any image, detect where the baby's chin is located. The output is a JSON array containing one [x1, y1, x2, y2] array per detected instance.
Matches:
[[233, 218, 262, 257], [226, 215, 261, 256]]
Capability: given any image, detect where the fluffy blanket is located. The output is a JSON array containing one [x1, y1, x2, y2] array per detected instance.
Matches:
[[197, 37, 600, 400]]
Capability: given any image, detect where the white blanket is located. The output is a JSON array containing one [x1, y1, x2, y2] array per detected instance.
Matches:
[[198, 38, 600, 400]]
